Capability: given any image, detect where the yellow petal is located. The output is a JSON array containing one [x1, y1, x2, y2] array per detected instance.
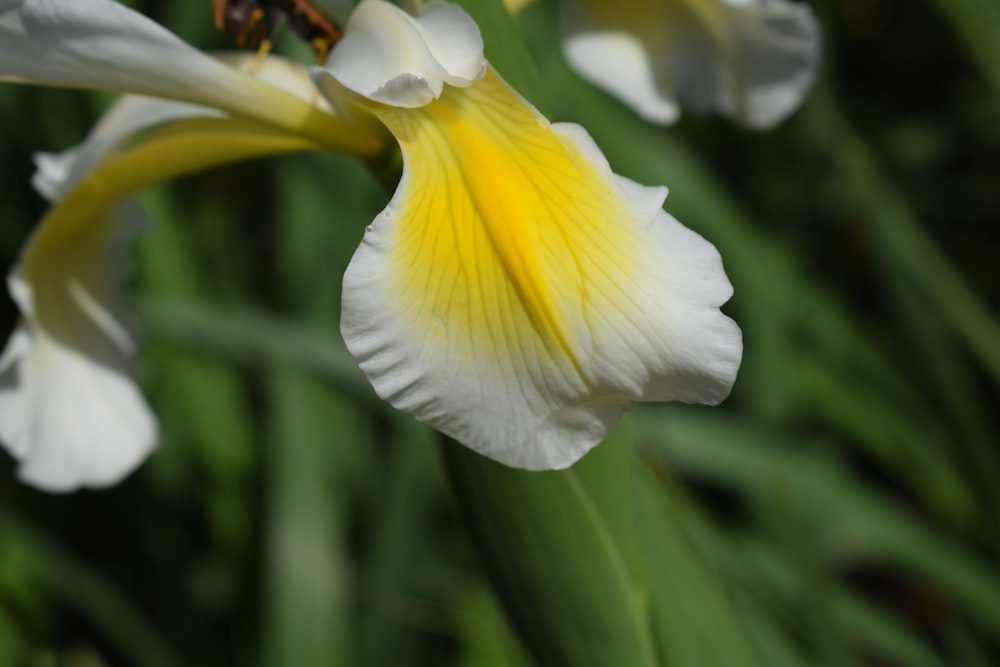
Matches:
[[342, 67, 741, 469]]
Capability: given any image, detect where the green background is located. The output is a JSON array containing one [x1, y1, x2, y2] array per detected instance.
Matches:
[[1, 0, 998, 665]]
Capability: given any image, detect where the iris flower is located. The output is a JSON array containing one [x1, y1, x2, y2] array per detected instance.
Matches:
[[0, 0, 740, 490], [561, 0, 821, 129], [318, 0, 741, 469]]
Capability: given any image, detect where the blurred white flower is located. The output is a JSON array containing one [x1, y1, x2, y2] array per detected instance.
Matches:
[[561, 0, 821, 129]]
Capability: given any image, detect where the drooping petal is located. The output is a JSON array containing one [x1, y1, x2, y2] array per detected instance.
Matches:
[[340, 67, 741, 470], [561, 0, 820, 129], [0, 0, 382, 155], [2, 113, 322, 491], [715, 0, 821, 128], [0, 201, 156, 491], [322, 0, 484, 108]]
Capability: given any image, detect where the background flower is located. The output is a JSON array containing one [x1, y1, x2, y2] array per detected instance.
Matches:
[[561, 0, 821, 129]]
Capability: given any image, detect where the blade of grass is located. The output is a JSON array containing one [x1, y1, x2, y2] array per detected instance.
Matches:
[[136, 188, 257, 556], [261, 366, 361, 667], [453, 583, 532, 667], [355, 420, 456, 667], [637, 470, 812, 667], [803, 88, 1000, 395], [137, 297, 375, 406], [801, 85, 1000, 535], [634, 409, 1000, 640], [673, 518, 950, 667]]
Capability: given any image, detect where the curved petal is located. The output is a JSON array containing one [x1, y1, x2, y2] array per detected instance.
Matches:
[[411, 2, 486, 87], [322, 0, 484, 107], [0, 201, 156, 491], [561, 0, 820, 129], [341, 68, 741, 469], [32, 95, 221, 202]]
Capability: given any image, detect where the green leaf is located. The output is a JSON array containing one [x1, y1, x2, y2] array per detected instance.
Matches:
[[442, 428, 657, 667], [260, 366, 363, 667], [637, 473, 810, 667], [634, 410, 1000, 639], [354, 420, 456, 667], [454, 584, 533, 667]]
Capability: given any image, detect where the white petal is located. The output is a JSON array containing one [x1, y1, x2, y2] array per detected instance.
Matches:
[[0, 202, 156, 491], [563, 31, 680, 125], [561, 0, 820, 129], [322, 0, 439, 107], [341, 68, 741, 469], [715, 0, 821, 129], [0, 327, 35, 460], [0, 0, 327, 129], [411, 1, 486, 86], [322, 0, 484, 107]]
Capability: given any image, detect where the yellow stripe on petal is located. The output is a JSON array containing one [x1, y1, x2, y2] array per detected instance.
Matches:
[[342, 67, 741, 470], [379, 68, 646, 372]]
